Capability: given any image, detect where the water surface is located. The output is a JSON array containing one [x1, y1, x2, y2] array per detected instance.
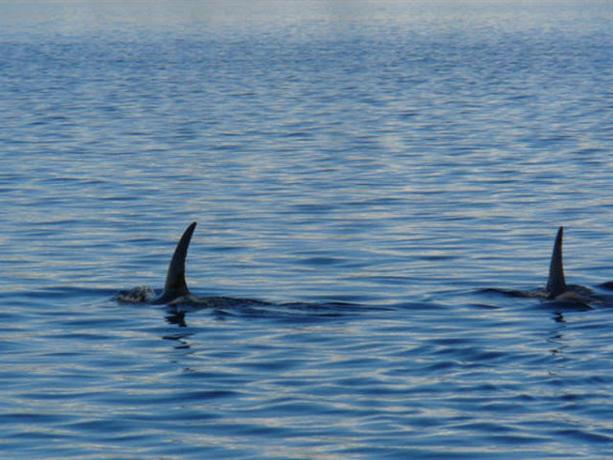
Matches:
[[0, 1, 612, 458]]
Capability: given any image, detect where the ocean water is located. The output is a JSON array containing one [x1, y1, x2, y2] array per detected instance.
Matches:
[[1, 1, 612, 458]]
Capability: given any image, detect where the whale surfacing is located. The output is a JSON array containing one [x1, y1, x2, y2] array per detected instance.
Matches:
[[117, 222, 611, 309], [115, 222, 270, 308], [543, 226, 600, 305], [116, 222, 197, 305], [480, 226, 610, 307], [155, 222, 197, 304], [546, 226, 567, 299]]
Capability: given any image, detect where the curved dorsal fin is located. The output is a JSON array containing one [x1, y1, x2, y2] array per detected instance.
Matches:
[[163, 222, 197, 298], [546, 226, 567, 298]]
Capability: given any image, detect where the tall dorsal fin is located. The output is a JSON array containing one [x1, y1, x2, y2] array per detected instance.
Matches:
[[163, 222, 197, 297], [546, 226, 567, 298]]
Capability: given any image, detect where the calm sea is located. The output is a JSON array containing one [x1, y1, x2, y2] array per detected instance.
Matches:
[[0, 1, 612, 458]]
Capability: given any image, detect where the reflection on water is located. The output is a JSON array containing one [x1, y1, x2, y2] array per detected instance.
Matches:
[[1, 1, 612, 459], [165, 310, 188, 328]]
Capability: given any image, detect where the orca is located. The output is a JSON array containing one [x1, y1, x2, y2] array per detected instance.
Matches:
[[117, 222, 266, 308], [544, 226, 595, 304], [480, 226, 612, 307], [117, 223, 612, 309], [545, 226, 613, 306], [154, 221, 197, 304], [546, 226, 566, 299]]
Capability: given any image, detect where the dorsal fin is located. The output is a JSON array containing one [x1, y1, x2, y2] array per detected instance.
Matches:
[[163, 222, 197, 298], [546, 226, 567, 298]]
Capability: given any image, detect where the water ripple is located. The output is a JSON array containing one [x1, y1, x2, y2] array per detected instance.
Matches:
[[1, 1, 612, 459]]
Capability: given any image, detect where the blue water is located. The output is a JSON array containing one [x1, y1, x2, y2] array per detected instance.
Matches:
[[1, 1, 612, 458]]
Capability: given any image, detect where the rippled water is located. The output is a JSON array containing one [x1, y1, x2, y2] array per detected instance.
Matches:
[[1, 1, 612, 458]]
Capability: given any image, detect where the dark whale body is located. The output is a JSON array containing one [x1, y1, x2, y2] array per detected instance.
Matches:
[[543, 227, 597, 305], [117, 222, 267, 308], [118, 223, 611, 308], [483, 227, 612, 307]]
